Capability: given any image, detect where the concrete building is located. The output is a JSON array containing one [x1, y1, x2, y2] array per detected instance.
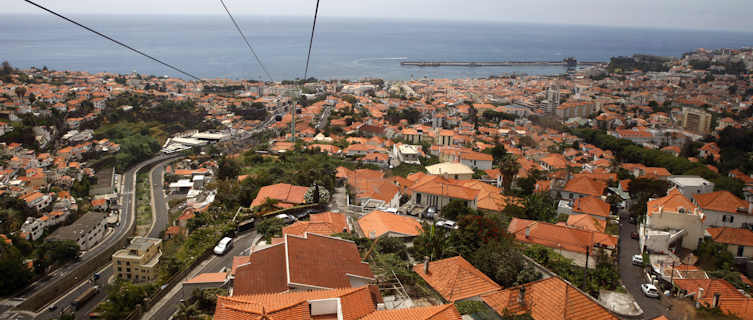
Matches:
[[425, 162, 474, 180], [693, 190, 753, 229], [667, 176, 715, 198], [112, 237, 162, 283], [640, 189, 705, 253], [47, 211, 106, 251], [682, 107, 712, 135]]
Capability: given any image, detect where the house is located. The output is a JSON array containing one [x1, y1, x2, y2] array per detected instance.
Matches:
[[214, 286, 462, 320], [358, 210, 422, 239], [353, 178, 400, 209], [21, 191, 51, 211], [570, 196, 611, 220], [20, 217, 45, 241], [462, 180, 521, 213], [392, 143, 424, 165], [283, 212, 349, 237], [693, 190, 753, 229], [667, 176, 714, 198], [233, 233, 374, 295], [458, 151, 493, 170], [566, 214, 607, 233], [641, 188, 705, 253], [112, 237, 162, 283], [251, 183, 309, 209], [409, 174, 479, 209], [413, 256, 502, 303], [425, 162, 474, 180], [508, 218, 617, 268], [673, 278, 753, 320], [182, 272, 228, 298], [481, 277, 619, 320], [705, 227, 753, 258], [559, 176, 606, 200], [47, 211, 107, 251]]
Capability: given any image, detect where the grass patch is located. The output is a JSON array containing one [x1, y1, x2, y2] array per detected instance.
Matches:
[[135, 172, 152, 235]]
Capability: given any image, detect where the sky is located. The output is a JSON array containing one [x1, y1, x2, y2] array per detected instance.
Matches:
[[7, 0, 753, 32]]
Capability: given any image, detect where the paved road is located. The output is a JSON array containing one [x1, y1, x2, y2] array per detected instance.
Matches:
[[618, 210, 670, 319], [148, 161, 173, 239], [145, 231, 259, 320], [30, 156, 180, 320]]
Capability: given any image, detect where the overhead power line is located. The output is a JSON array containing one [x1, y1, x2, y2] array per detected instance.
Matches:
[[23, 0, 204, 81], [303, 0, 321, 80], [218, 0, 274, 82]]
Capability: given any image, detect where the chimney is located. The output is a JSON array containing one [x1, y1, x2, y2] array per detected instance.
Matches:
[[525, 226, 531, 239], [712, 293, 721, 308], [518, 286, 526, 306], [424, 256, 430, 274]]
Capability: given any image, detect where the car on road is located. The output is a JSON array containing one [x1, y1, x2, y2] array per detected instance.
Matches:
[[641, 283, 660, 298], [631, 231, 639, 240], [275, 213, 296, 224], [631, 254, 643, 266], [213, 237, 233, 255], [436, 219, 458, 229]]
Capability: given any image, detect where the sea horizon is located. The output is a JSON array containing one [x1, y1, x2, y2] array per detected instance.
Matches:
[[2, 14, 752, 81]]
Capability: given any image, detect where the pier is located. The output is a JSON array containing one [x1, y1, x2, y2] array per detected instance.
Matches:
[[400, 58, 605, 67]]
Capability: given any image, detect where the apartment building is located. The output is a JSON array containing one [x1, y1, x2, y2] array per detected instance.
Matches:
[[112, 237, 162, 283]]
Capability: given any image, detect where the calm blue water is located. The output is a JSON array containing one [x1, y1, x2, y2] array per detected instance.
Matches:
[[1, 14, 752, 81]]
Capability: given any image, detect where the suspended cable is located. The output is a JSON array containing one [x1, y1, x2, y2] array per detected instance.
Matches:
[[23, 0, 204, 81], [218, 0, 274, 82], [303, 0, 321, 80]]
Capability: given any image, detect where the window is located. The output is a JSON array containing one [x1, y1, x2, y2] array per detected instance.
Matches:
[[416, 193, 422, 204], [730, 216, 735, 223], [737, 246, 744, 257]]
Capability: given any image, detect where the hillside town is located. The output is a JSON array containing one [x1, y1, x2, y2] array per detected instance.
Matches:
[[1, 46, 753, 320]]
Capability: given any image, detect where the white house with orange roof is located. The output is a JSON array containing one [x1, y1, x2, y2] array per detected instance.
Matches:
[[640, 188, 705, 253]]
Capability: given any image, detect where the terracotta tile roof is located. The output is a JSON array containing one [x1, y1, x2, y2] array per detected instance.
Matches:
[[706, 227, 753, 247], [563, 176, 606, 197], [185, 272, 227, 284], [359, 304, 461, 320], [286, 233, 374, 288], [672, 278, 753, 319], [566, 214, 606, 233], [234, 243, 288, 295], [507, 218, 618, 254], [283, 212, 349, 237], [413, 256, 502, 302], [481, 277, 618, 320], [251, 183, 309, 208], [409, 175, 478, 201], [462, 180, 521, 213], [647, 188, 699, 216], [571, 196, 610, 218], [693, 190, 748, 214], [215, 286, 375, 320], [358, 210, 423, 238]]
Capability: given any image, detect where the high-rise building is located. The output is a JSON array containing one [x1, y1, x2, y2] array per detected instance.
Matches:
[[546, 83, 560, 114], [682, 107, 712, 135]]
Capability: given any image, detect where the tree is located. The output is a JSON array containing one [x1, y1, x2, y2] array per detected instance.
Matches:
[[14, 86, 26, 100], [441, 200, 473, 221], [412, 222, 453, 261], [0, 242, 34, 296], [217, 157, 240, 181], [500, 155, 521, 193], [256, 217, 286, 242], [469, 238, 541, 287]]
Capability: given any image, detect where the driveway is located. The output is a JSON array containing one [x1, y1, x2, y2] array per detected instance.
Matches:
[[618, 209, 670, 319]]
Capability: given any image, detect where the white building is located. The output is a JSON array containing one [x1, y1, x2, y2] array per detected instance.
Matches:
[[640, 188, 705, 253], [667, 176, 714, 198]]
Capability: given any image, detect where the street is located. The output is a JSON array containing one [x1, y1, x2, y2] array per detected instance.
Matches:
[[27, 156, 179, 320], [144, 231, 259, 320], [618, 209, 669, 319]]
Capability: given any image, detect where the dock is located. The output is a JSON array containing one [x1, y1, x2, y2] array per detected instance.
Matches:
[[399, 58, 605, 67]]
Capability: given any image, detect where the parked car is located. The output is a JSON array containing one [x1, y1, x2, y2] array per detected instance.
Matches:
[[628, 216, 637, 224], [436, 219, 458, 230], [631, 231, 639, 240], [295, 207, 323, 220], [641, 283, 660, 298], [275, 213, 297, 224], [423, 207, 437, 219], [213, 237, 233, 255], [631, 254, 643, 266]]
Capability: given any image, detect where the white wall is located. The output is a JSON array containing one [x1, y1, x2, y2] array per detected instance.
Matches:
[[702, 210, 753, 229]]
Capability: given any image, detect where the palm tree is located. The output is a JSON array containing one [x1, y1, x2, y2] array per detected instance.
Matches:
[[413, 222, 451, 261], [499, 155, 521, 193]]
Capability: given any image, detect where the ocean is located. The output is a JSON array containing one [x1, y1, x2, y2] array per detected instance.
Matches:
[[1, 14, 752, 81]]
